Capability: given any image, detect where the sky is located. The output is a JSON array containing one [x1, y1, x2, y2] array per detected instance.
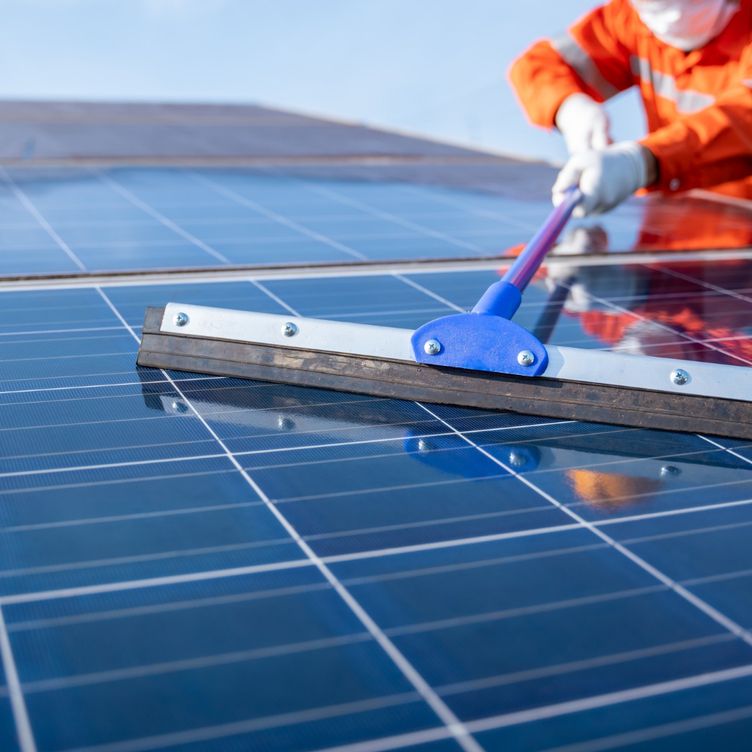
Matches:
[[0, 0, 646, 164]]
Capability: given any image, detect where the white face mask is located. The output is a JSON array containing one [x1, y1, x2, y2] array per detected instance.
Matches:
[[632, 0, 737, 50]]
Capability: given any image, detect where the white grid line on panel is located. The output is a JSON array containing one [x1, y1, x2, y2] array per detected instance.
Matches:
[[2, 492, 752, 610], [0, 500, 267, 535], [190, 172, 368, 261], [10, 545, 614, 631], [414, 402, 752, 648], [5, 487, 752, 609], [700, 435, 752, 468], [309, 726, 454, 752], [22, 632, 374, 694], [0, 224, 509, 253], [0, 536, 293, 581], [0, 375, 220, 397], [623, 517, 752, 546], [0, 607, 36, 751], [382, 585, 665, 638], [248, 278, 300, 315], [97, 173, 232, 265], [0, 167, 86, 272], [7, 580, 336, 632], [94, 286, 484, 752], [465, 662, 752, 735], [541, 704, 752, 752], [399, 183, 541, 232], [5, 408, 751, 502], [63, 691, 424, 752], [0, 326, 125, 338], [272, 663, 752, 752], [435, 633, 735, 698], [393, 273, 466, 312], [657, 263, 752, 307], [306, 182, 485, 253], [0, 557, 315, 607], [16, 584, 698, 695]]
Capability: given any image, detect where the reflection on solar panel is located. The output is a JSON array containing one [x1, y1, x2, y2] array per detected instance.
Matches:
[[1, 167, 751, 278], [1, 105, 752, 751]]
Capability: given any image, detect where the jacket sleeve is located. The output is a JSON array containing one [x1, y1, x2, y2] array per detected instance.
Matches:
[[640, 47, 752, 192], [508, 0, 635, 128]]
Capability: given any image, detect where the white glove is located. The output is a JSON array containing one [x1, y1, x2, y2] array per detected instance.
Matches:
[[555, 93, 612, 155], [552, 142, 648, 217]]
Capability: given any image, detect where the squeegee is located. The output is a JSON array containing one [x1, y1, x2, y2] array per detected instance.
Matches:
[[137, 188, 752, 440]]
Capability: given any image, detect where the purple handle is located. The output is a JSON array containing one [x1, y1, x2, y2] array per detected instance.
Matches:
[[502, 187, 583, 291], [471, 187, 582, 317]]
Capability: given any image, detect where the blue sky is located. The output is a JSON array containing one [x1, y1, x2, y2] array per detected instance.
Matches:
[[1, 0, 645, 163]]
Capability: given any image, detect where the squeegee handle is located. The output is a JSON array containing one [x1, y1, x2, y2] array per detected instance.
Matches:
[[472, 187, 583, 318]]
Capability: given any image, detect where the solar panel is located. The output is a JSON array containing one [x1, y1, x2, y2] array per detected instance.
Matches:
[[2, 167, 752, 279], [2, 245, 752, 750]]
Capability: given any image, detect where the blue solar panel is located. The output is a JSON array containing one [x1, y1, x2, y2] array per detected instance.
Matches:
[[1, 260, 752, 750], [1, 167, 751, 277]]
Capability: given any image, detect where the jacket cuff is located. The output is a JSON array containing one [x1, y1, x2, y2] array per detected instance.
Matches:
[[640, 128, 697, 193]]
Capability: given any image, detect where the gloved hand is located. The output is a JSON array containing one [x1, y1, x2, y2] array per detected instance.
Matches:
[[552, 142, 650, 217], [555, 93, 612, 155]]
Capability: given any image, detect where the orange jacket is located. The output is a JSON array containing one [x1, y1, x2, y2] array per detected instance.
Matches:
[[509, 0, 752, 200]]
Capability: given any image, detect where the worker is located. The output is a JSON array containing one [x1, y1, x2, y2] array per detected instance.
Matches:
[[509, 0, 752, 217]]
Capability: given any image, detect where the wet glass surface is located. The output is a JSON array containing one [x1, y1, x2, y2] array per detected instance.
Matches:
[[0, 264, 751, 751]]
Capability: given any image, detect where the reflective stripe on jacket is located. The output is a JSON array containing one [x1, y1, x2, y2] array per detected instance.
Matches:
[[508, 0, 752, 200]]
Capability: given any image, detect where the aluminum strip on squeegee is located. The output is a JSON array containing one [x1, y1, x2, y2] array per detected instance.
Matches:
[[160, 303, 752, 402], [161, 303, 416, 362]]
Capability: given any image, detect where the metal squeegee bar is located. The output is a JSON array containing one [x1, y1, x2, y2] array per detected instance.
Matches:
[[137, 307, 752, 440], [158, 303, 752, 403], [138, 306, 752, 440]]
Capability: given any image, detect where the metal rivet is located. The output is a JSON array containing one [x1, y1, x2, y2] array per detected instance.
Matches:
[[671, 368, 690, 386], [173, 312, 189, 327], [660, 465, 681, 478], [282, 322, 298, 337], [277, 415, 295, 431], [517, 350, 535, 367], [171, 400, 188, 414], [507, 450, 527, 468], [424, 339, 441, 355]]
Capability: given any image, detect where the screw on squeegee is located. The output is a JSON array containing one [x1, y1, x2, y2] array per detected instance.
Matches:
[[671, 368, 690, 386], [173, 312, 189, 327], [424, 339, 442, 355], [517, 350, 536, 367], [282, 322, 298, 337]]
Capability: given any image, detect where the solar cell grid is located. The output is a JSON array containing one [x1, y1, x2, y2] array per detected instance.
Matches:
[[0, 252, 752, 749], [1, 167, 751, 279]]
